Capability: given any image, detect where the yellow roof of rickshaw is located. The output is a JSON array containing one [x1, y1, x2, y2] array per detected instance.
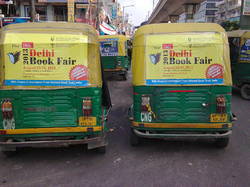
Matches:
[[2, 22, 97, 35], [99, 34, 128, 41], [134, 23, 226, 37], [227, 29, 250, 37]]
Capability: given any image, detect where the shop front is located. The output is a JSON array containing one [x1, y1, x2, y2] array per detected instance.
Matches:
[[0, 0, 16, 17], [18, 0, 96, 23]]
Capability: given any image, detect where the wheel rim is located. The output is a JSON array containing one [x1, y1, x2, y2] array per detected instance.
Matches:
[[242, 84, 250, 99]]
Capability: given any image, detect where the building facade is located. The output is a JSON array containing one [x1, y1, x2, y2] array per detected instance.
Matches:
[[16, 0, 96, 22], [16, 0, 97, 24], [0, 0, 131, 35], [178, 0, 223, 23], [194, 0, 222, 22], [216, 0, 242, 23]]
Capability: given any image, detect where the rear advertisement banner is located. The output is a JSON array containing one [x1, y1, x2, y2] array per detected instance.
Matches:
[[4, 33, 89, 86], [99, 38, 119, 56], [240, 39, 250, 63], [145, 32, 225, 85]]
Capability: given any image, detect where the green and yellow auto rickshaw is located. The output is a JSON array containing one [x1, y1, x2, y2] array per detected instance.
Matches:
[[130, 23, 233, 148], [0, 22, 111, 155], [99, 35, 131, 80], [228, 30, 250, 99]]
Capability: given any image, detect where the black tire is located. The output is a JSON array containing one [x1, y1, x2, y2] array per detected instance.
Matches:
[[96, 146, 106, 154], [215, 137, 229, 148], [130, 128, 140, 146], [2, 150, 16, 157], [240, 84, 250, 100], [122, 74, 127, 81]]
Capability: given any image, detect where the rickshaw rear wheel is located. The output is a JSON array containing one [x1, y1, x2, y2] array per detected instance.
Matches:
[[96, 146, 106, 154], [240, 84, 250, 100], [215, 137, 229, 148], [130, 128, 140, 146], [1, 150, 16, 157], [120, 73, 127, 81], [122, 74, 127, 81]]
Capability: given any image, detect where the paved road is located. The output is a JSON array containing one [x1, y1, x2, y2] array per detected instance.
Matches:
[[0, 73, 249, 187]]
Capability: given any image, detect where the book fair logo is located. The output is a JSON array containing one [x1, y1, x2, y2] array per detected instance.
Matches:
[[7, 51, 21, 64], [149, 53, 161, 65]]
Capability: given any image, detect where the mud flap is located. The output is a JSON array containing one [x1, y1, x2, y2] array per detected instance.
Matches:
[[0, 139, 16, 152], [87, 135, 107, 150]]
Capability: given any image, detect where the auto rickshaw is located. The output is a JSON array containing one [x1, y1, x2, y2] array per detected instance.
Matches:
[[99, 35, 131, 80], [0, 22, 111, 155], [227, 30, 250, 99], [130, 23, 233, 148]]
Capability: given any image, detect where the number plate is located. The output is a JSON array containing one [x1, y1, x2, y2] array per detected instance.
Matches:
[[141, 112, 152, 122], [79, 117, 96, 126], [210, 114, 228, 122]]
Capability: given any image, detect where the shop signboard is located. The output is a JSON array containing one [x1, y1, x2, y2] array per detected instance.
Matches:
[[0, 0, 13, 4], [243, 0, 250, 15], [111, 5, 117, 20], [38, 0, 88, 2]]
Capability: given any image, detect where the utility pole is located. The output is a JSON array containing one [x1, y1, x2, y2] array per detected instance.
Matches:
[[96, 0, 100, 31], [240, 0, 250, 29], [31, 0, 36, 22], [67, 0, 75, 22], [122, 5, 134, 33]]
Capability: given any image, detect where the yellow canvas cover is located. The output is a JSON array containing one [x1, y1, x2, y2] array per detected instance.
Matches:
[[228, 30, 250, 63], [0, 22, 102, 88], [99, 35, 128, 56], [132, 23, 232, 86], [227, 30, 250, 38]]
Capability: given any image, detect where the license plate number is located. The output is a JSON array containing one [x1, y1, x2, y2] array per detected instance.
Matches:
[[210, 114, 228, 122], [79, 117, 96, 126]]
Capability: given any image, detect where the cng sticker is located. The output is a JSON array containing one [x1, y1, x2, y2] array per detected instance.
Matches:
[[141, 112, 152, 122]]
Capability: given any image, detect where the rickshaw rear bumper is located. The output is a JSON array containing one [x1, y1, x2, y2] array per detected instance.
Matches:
[[0, 126, 107, 150], [133, 129, 232, 139], [0, 136, 107, 149], [0, 136, 107, 151], [131, 122, 232, 139], [104, 68, 127, 73]]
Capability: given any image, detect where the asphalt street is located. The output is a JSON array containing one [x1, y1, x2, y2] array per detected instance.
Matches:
[[0, 72, 249, 187]]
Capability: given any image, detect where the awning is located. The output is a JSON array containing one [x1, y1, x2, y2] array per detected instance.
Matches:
[[100, 22, 117, 35]]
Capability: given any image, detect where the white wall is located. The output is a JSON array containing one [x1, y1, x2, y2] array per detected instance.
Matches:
[[47, 5, 54, 21], [20, 3, 25, 17]]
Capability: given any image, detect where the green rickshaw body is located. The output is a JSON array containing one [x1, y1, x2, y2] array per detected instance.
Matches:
[[228, 30, 250, 99], [99, 35, 130, 79], [0, 23, 111, 152], [131, 23, 233, 146]]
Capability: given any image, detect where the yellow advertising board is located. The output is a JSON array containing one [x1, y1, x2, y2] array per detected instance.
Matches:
[[145, 32, 225, 85], [3, 33, 89, 86]]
